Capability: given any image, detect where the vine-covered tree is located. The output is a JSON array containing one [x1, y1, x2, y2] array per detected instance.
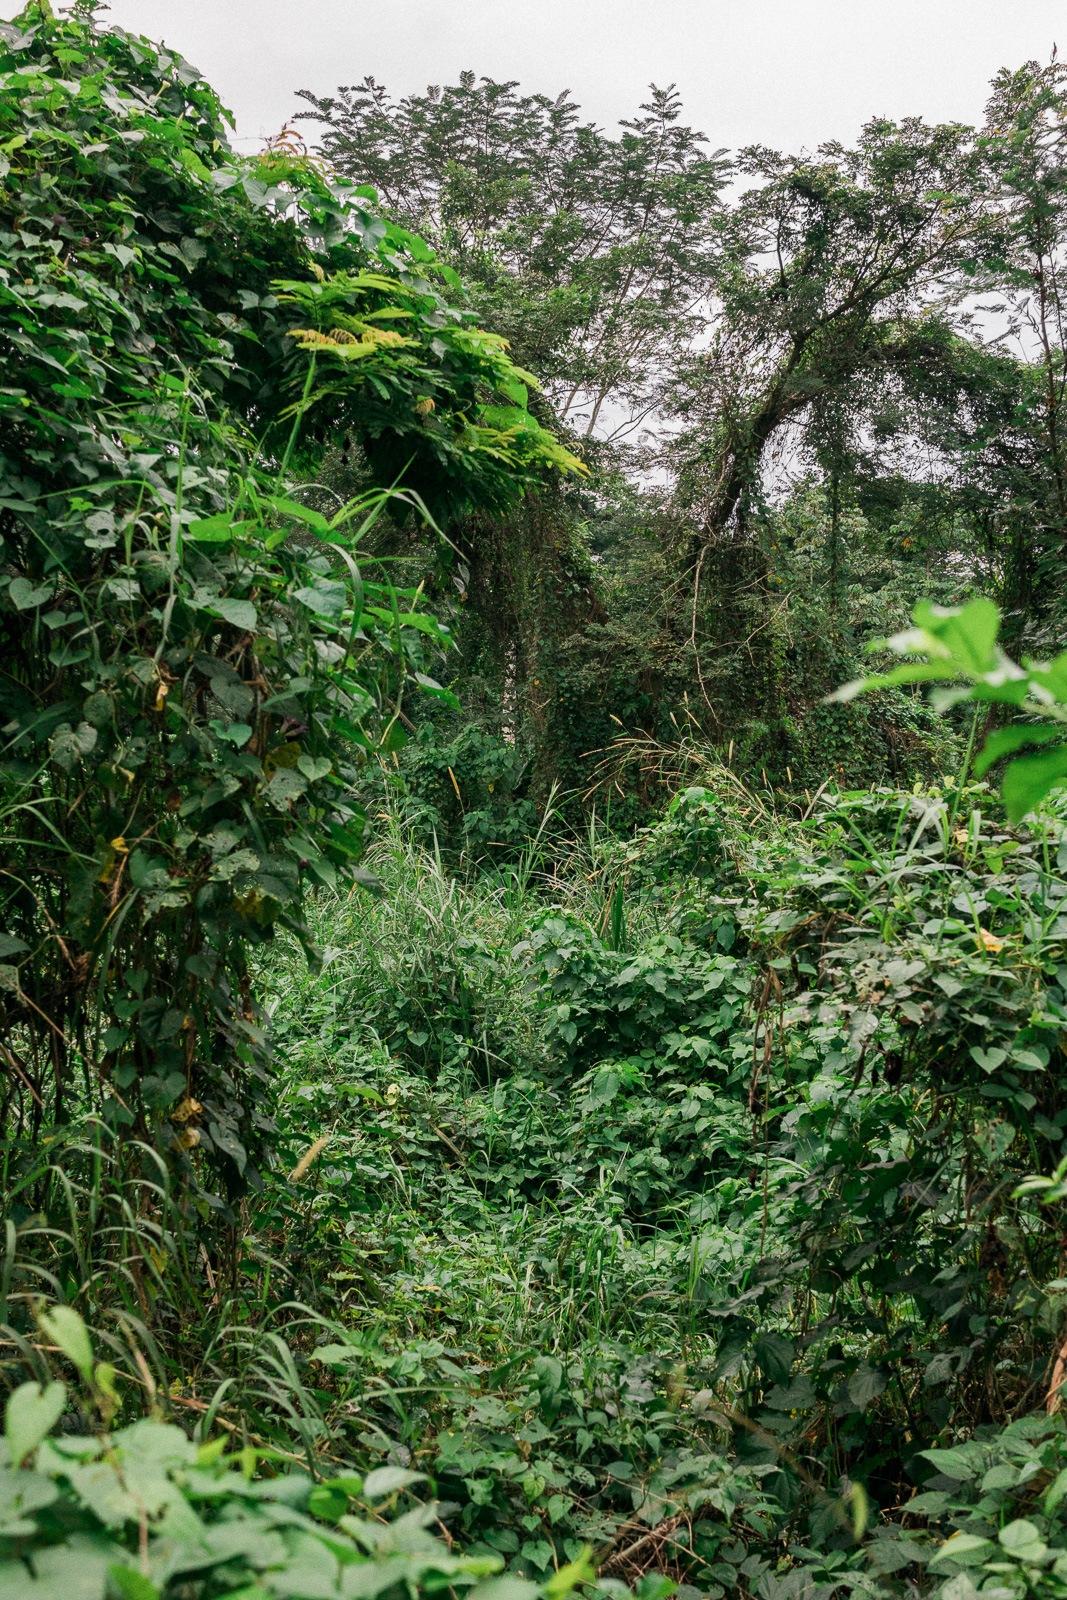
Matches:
[[0, 4, 581, 1199]]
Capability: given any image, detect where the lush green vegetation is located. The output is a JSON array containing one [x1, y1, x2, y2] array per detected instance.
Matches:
[[9, 6, 1067, 1600]]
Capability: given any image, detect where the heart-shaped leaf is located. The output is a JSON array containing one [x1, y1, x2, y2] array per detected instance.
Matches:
[[5, 1380, 66, 1464]]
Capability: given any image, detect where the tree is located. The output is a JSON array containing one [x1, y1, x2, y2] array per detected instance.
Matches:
[[298, 74, 727, 451], [665, 118, 989, 545], [966, 58, 1067, 628]]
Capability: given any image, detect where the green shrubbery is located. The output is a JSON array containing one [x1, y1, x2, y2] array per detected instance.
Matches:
[[10, 741, 1067, 1596], [10, 6, 1067, 1600], [238, 740, 1067, 1595], [0, 0, 584, 1184], [0, 1313, 601, 1600]]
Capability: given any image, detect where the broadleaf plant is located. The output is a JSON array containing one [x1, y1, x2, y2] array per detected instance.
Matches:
[[832, 596, 1067, 821]]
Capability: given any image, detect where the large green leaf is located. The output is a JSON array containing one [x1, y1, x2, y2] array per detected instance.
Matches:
[[920, 1445, 982, 1481], [37, 1307, 93, 1384], [5, 1383, 66, 1467], [1001, 743, 1067, 822], [205, 598, 258, 632], [916, 597, 1001, 673]]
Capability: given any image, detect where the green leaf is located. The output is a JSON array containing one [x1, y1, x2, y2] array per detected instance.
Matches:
[[187, 513, 240, 543], [543, 1546, 596, 1598], [1045, 1466, 1067, 1512], [904, 1491, 952, 1514], [338, 1085, 384, 1104], [8, 577, 55, 610], [499, 377, 529, 406], [308, 1481, 351, 1521], [413, 671, 459, 709], [928, 1533, 994, 1566], [293, 578, 347, 619], [264, 496, 329, 534], [5, 1381, 66, 1465], [311, 1344, 362, 1366], [867, 1538, 921, 1574], [296, 754, 332, 781], [37, 1306, 93, 1383], [754, 1331, 794, 1382], [178, 146, 212, 182], [1001, 744, 1067, 822], [847, 1365, 887, 1409], [204, 598, 258, 632], [195, 1437, 228, 1467], [998, 1519, 1048, 1563], [361, 1466, 426, 1498], [1029, 652, 1067, 700], [109, 1567, 161, 1600], [264, 768, 307, 809], [973, 725, 1064, 777], [216, 723, 252, 748], [480, 403, 542, 434], [920, 1446, 981, 1481], [179, 236, 207, 268], [365, 605, 447, 639], [917, 597, 1001, 673], [523, 1471, 546, 1503]]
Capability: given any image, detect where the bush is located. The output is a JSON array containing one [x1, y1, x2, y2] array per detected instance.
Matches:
[[391, 723, 541, 862], [518, 915, 750, 1071]]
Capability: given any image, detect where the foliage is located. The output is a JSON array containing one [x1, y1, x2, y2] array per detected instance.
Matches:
[[289, 51, 1067, 823], [383, 723, 541, 860], [142, 759, 1066, 1600], [836, 595, 1067, 819], [0, 2, 580, 1191], [518, 915, 747, 1069], [667, 118, 987, 541], [0, 1311, 605, 1600], [298, 74, 726, 448], [13, 12, 1067, 1600], [9, 751, 1067, 1594], [278, 267, 587, 520], [0, 6, 582, 516]]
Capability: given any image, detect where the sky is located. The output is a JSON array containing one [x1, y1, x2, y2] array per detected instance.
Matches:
[[91, 0, 1064, 157]]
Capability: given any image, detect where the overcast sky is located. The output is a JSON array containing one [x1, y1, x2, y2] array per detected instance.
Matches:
[[88, 0, 1064, 157]]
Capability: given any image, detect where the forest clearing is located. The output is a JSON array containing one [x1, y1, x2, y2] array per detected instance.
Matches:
[[5, 5, 1067, 1598]]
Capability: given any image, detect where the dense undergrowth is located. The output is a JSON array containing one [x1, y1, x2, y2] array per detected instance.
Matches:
[[11, 764, 1067, 1598]]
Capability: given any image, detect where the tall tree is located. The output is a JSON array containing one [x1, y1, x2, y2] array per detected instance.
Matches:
[[973, 58, 1067, 624], [666, 118, 989, 545], [298, 75, 727, 450]]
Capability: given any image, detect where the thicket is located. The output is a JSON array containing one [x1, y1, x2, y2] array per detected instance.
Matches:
[[8, 9, 1067, 1600]]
